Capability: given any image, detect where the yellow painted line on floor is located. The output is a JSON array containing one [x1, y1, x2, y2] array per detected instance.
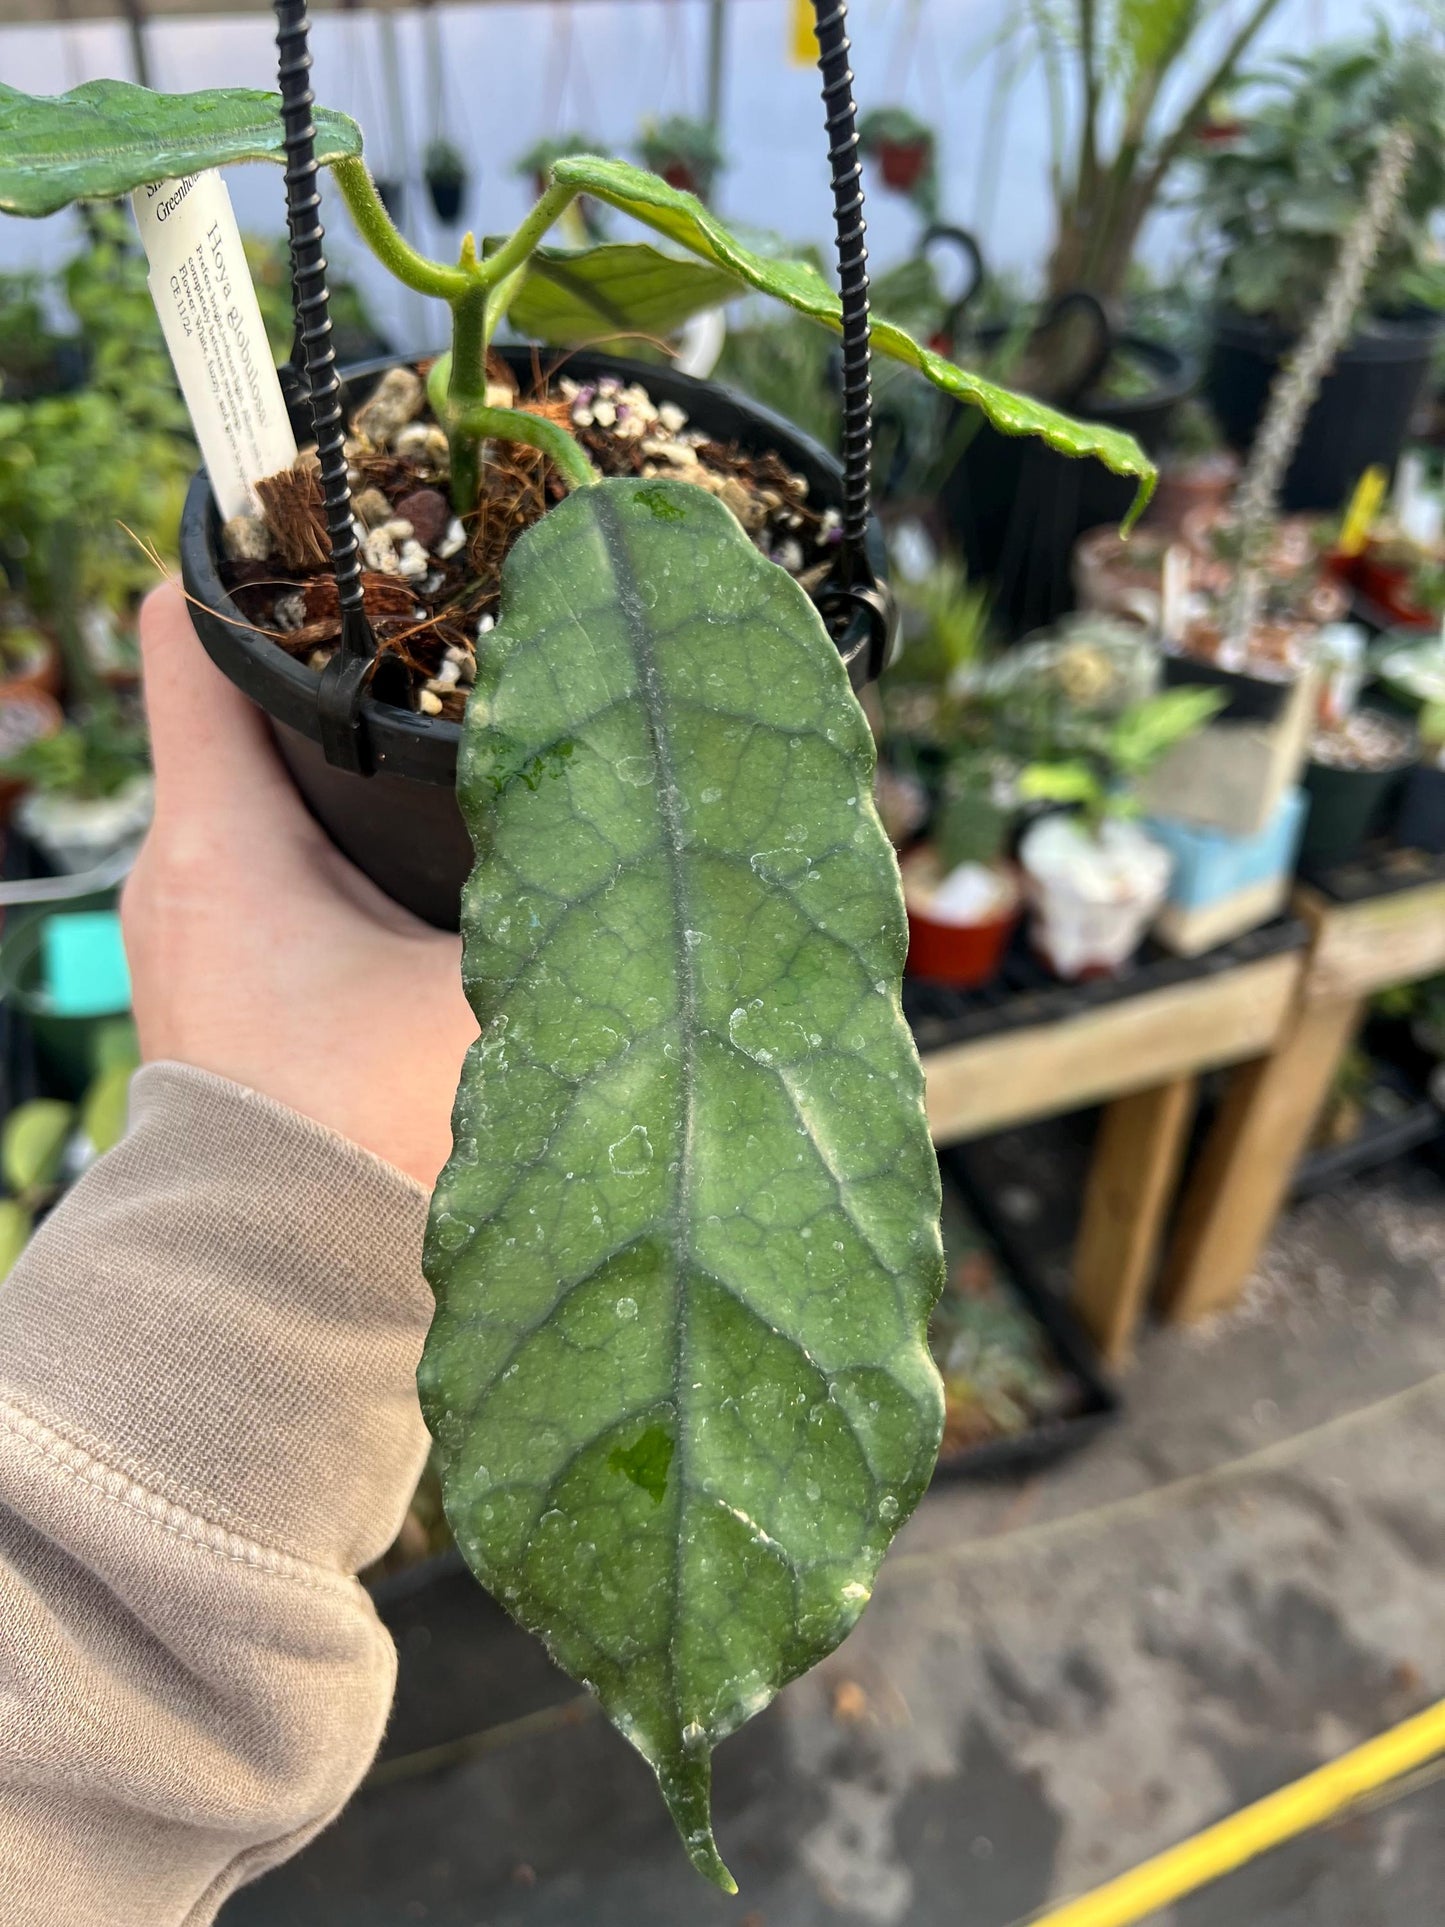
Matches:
[[1026, 1697, 1445, 1927]]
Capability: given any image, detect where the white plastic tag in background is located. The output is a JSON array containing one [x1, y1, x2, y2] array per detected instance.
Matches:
[[131, 172, 296, 520]]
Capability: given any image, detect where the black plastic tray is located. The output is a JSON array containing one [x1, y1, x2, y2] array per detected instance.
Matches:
[[1291, 1083, 1444, 1196], [1299, 841, 1445, 902], [930, 1143, 1120, 1480], [905, 912, 1308, 1055]]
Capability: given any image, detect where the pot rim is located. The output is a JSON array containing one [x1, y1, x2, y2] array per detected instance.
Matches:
[[1212, 303, 1445, 360], [181, 347, 879, 789], [900, 848, 1021, 927], [974, 322, 1196, 423]]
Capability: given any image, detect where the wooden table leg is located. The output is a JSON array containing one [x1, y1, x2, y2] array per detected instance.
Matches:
[[1071, 1077, 1198, 1366], [1158, 995, 1364, 1324]]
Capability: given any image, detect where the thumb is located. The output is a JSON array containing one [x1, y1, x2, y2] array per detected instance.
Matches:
[[138, 580, 304, 824]]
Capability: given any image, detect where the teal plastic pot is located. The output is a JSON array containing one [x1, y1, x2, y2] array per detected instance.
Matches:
[[0, 897, 129, 1095]]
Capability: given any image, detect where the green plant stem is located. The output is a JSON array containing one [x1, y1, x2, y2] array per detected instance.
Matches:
[[330, 168, 587, 510], [451, 402, 600, 491], [476, 179, 581, 291], [446, 282, 491, 511], [331, 156, 469, 300]]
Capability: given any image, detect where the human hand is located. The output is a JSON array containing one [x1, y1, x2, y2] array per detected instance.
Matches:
[[123, 582, 477, 1190]]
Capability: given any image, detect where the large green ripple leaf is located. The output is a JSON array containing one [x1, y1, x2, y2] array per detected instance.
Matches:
[[504, 239, 741, 346], [0, 81, 361, 218], [421, 476, 944, 1890], [548, 155, 1156, 524]]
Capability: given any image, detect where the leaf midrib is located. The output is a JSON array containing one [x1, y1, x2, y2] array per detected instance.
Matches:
[[596, 488, 699, 1750]]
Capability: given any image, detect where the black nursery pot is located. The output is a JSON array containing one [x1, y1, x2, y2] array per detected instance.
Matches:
[[1160, 649, 1295, 725], [181, 349, 884, 931], [1396, 758, 1445, 855], [426, 170, 467, 224], [939, 334, 1193, 639], [1300, 724, 1418, 873], [1206, 307, 1443, 514]]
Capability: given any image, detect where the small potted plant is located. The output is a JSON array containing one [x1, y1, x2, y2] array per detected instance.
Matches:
[[901, 747, 1019, 989], [1373, 628, 1445, 710], [940, 0, 1284, 633], [636, 114, 725, 202], [0, 600, 61, 699], [1300, 702, 1418, 870], [1148, 101, 1428, 838], [423, 136, 468, 224], [858, 106, 937, 209], [1013, 682, 1223, 978], [0, 49, 1153, 1892], [1192, 27, 1445, 510], [1395, 699, 1445, 852], [1147, 399, 1240, 535], [0, 696, 153, 873], [0, 684, 62, 825]]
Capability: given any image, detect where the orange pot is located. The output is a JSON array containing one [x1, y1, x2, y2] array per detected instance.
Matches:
[[902, 850, 1020, 990]]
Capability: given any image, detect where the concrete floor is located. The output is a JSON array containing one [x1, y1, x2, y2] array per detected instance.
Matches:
[[222, 1158, 1445, 1927]]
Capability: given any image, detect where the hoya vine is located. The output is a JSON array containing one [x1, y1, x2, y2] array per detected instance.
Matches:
[[0, 83, 1158, 525], [0, 75, 1159, 1891]]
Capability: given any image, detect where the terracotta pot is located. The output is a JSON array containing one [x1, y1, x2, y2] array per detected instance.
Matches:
[[902, 849, 1020, 990], [1072, 524, 1173, 624], [0, 625, 62, 703], [1146, 451, 1240, 537], [1333, 545, 1438, 632], [878, 139, 931, 192]]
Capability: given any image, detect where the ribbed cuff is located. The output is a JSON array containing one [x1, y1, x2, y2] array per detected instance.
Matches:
[[0, 1062, 434, 1572]]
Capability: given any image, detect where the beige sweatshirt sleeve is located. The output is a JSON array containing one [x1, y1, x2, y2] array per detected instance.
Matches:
[[0, 1061, 435, 1927]]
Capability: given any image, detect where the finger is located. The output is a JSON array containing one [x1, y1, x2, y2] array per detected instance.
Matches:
[[139, 580, 304, 823]]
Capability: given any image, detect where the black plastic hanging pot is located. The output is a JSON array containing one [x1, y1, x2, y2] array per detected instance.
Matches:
[[425, 159, 467, 224], [372, 177, 404, 222], [938, 319, 1194, 640], [1205, 307, 1443, 513], [183, 0, 897, 932], [182, 350, 889, 928]]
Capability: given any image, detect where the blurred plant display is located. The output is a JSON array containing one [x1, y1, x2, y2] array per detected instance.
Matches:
[[636, 114, 725, 202], [992, 0, 1287, 318], [243, 231, 386, 365], [0, 1017, 139, 1281], [0, 695, 150, 802], [1191, 26, 1445, 332], [859, 106, 938, 218], [0, 210, 194, 666]]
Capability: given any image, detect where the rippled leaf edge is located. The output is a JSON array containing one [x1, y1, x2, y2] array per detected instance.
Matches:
[[551, 155, 1156, 524], [0, 80, 361, 217]]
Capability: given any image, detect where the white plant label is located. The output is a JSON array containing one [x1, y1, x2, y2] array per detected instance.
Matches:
[[131, 171, 296, 520]]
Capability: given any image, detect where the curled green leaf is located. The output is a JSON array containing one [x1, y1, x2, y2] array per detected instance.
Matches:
[[0, 80, 361, 218], [548, 155, 1157, 525], [501, 239, 741, 346], [422, 476, 944, 1889]]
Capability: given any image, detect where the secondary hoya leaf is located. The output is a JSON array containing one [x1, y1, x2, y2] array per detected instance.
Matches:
[[503, 240, 741, 346], [549, 155, 1156, 524], [422, 476, 944, 1891], [0, 80, 361, 218]]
